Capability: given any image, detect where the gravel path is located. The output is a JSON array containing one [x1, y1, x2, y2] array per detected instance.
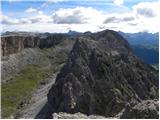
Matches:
[[16, 73, 57, 119]]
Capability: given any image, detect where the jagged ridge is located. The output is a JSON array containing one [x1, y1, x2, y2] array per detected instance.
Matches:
[[47, 30, 158, 118]]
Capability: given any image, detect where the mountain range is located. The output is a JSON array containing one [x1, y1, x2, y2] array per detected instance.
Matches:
[[1, 29, 159, 119]]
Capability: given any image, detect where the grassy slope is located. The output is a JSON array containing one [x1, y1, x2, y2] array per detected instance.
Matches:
[[1, 44, 70, 118], [1, 66, 52, 118]]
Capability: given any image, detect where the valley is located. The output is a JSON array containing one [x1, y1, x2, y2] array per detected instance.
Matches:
[[1, 29, 159, 119]]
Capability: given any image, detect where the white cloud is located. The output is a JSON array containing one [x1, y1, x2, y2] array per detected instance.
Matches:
[[1, 10, 52, 25], [2, 1, 160, 33], [104, 15, 134, 24], [133, 2, 160, 18], [113, 0, 123, 6], [1, 14, 20, 25], [20, 18, 32, 24], [53, 7, 106, 25], [103, 12, 135, 23], [29, 12, 53, 23], [25, 8, 37, 13], [102, 1, 160, 33], [132, 1, 160, 33]]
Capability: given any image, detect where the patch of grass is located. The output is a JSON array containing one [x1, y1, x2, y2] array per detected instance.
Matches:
[[1, 65, 52, 118]]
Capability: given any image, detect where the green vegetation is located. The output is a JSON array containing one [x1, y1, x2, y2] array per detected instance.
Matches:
[[1, 65, 52, 118]]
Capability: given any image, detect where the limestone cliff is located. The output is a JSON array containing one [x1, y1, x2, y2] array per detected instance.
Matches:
[[1, 33, 67, 56]]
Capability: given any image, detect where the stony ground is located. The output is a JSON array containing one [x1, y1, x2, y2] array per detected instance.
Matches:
[[52, 112, 110, 119], [15, 73, 57, 119]]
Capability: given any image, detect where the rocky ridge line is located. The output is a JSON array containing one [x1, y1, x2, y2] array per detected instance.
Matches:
[[45, 30, 158, 118]]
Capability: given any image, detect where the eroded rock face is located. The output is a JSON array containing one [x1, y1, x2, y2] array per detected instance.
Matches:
[[120, 100, 159, 119], [1, 33, 76, 82], [47, 30, 158, 118], [1, 33, 67, 56]]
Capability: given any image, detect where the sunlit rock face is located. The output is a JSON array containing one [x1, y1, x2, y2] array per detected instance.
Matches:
[[1, 33, 66, 56]]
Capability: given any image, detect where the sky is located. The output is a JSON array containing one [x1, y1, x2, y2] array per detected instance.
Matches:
[[0, 0, 160, 33]]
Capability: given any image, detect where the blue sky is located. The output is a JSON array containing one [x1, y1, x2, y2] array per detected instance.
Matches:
[[1, 0, 160, 33], [2, 0, 158, 15]]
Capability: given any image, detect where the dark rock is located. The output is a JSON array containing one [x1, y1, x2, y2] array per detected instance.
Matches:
[[47, 30, 158, 118]]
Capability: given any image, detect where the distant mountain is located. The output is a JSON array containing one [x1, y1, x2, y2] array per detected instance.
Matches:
[[67, 30, 82, 36], [118, 32, 159, 47], [131, 45, 159, 64], [119, 31, 159, 65]]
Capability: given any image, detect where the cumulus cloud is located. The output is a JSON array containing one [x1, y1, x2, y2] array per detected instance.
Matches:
[[102, 1, 160, 33], [136, 8, 155, 18], [53, 10, 87, 24], [103, 14, 134, 24], [29, 11, 53, 23], [131, 1, 160, 32], [1, 14, 20, 25], [133, 2, 160, 18], [1, 10, 52, 25], [53, 7, 106, 24], [25, 8, 37, 13], [2, 1, 160, 33]]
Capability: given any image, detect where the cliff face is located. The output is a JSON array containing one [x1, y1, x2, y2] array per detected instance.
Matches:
[[1, 34, 67, 56], [1, 33, 75, 83], [47, 30, 158, 118]]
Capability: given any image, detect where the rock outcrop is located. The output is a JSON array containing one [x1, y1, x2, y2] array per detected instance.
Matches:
[[120, 99, 159, 119], [47, 30, 158, 118], [52, 112, 108, 119], [1, 33, 67, 56], [1, 33, 76, 82]]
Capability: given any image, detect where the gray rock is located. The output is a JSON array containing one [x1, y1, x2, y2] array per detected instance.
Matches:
[[120, 100, 159, 119], [52, 112, 108, 119], [1, 33, 67, 56], [1, 37, 75, 83], [47, 30, 158, 118]]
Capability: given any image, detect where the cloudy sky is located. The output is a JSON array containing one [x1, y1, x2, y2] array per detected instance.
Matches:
[[1, 0, 160, 33]]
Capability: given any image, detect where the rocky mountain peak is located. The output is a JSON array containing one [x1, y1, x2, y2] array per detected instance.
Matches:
[[47, 30, 158, 118]]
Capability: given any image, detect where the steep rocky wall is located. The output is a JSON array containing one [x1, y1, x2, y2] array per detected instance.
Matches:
[[46, 30, 158, 118], [1, 36, 75, 83], [1, 34, 67, 56]]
